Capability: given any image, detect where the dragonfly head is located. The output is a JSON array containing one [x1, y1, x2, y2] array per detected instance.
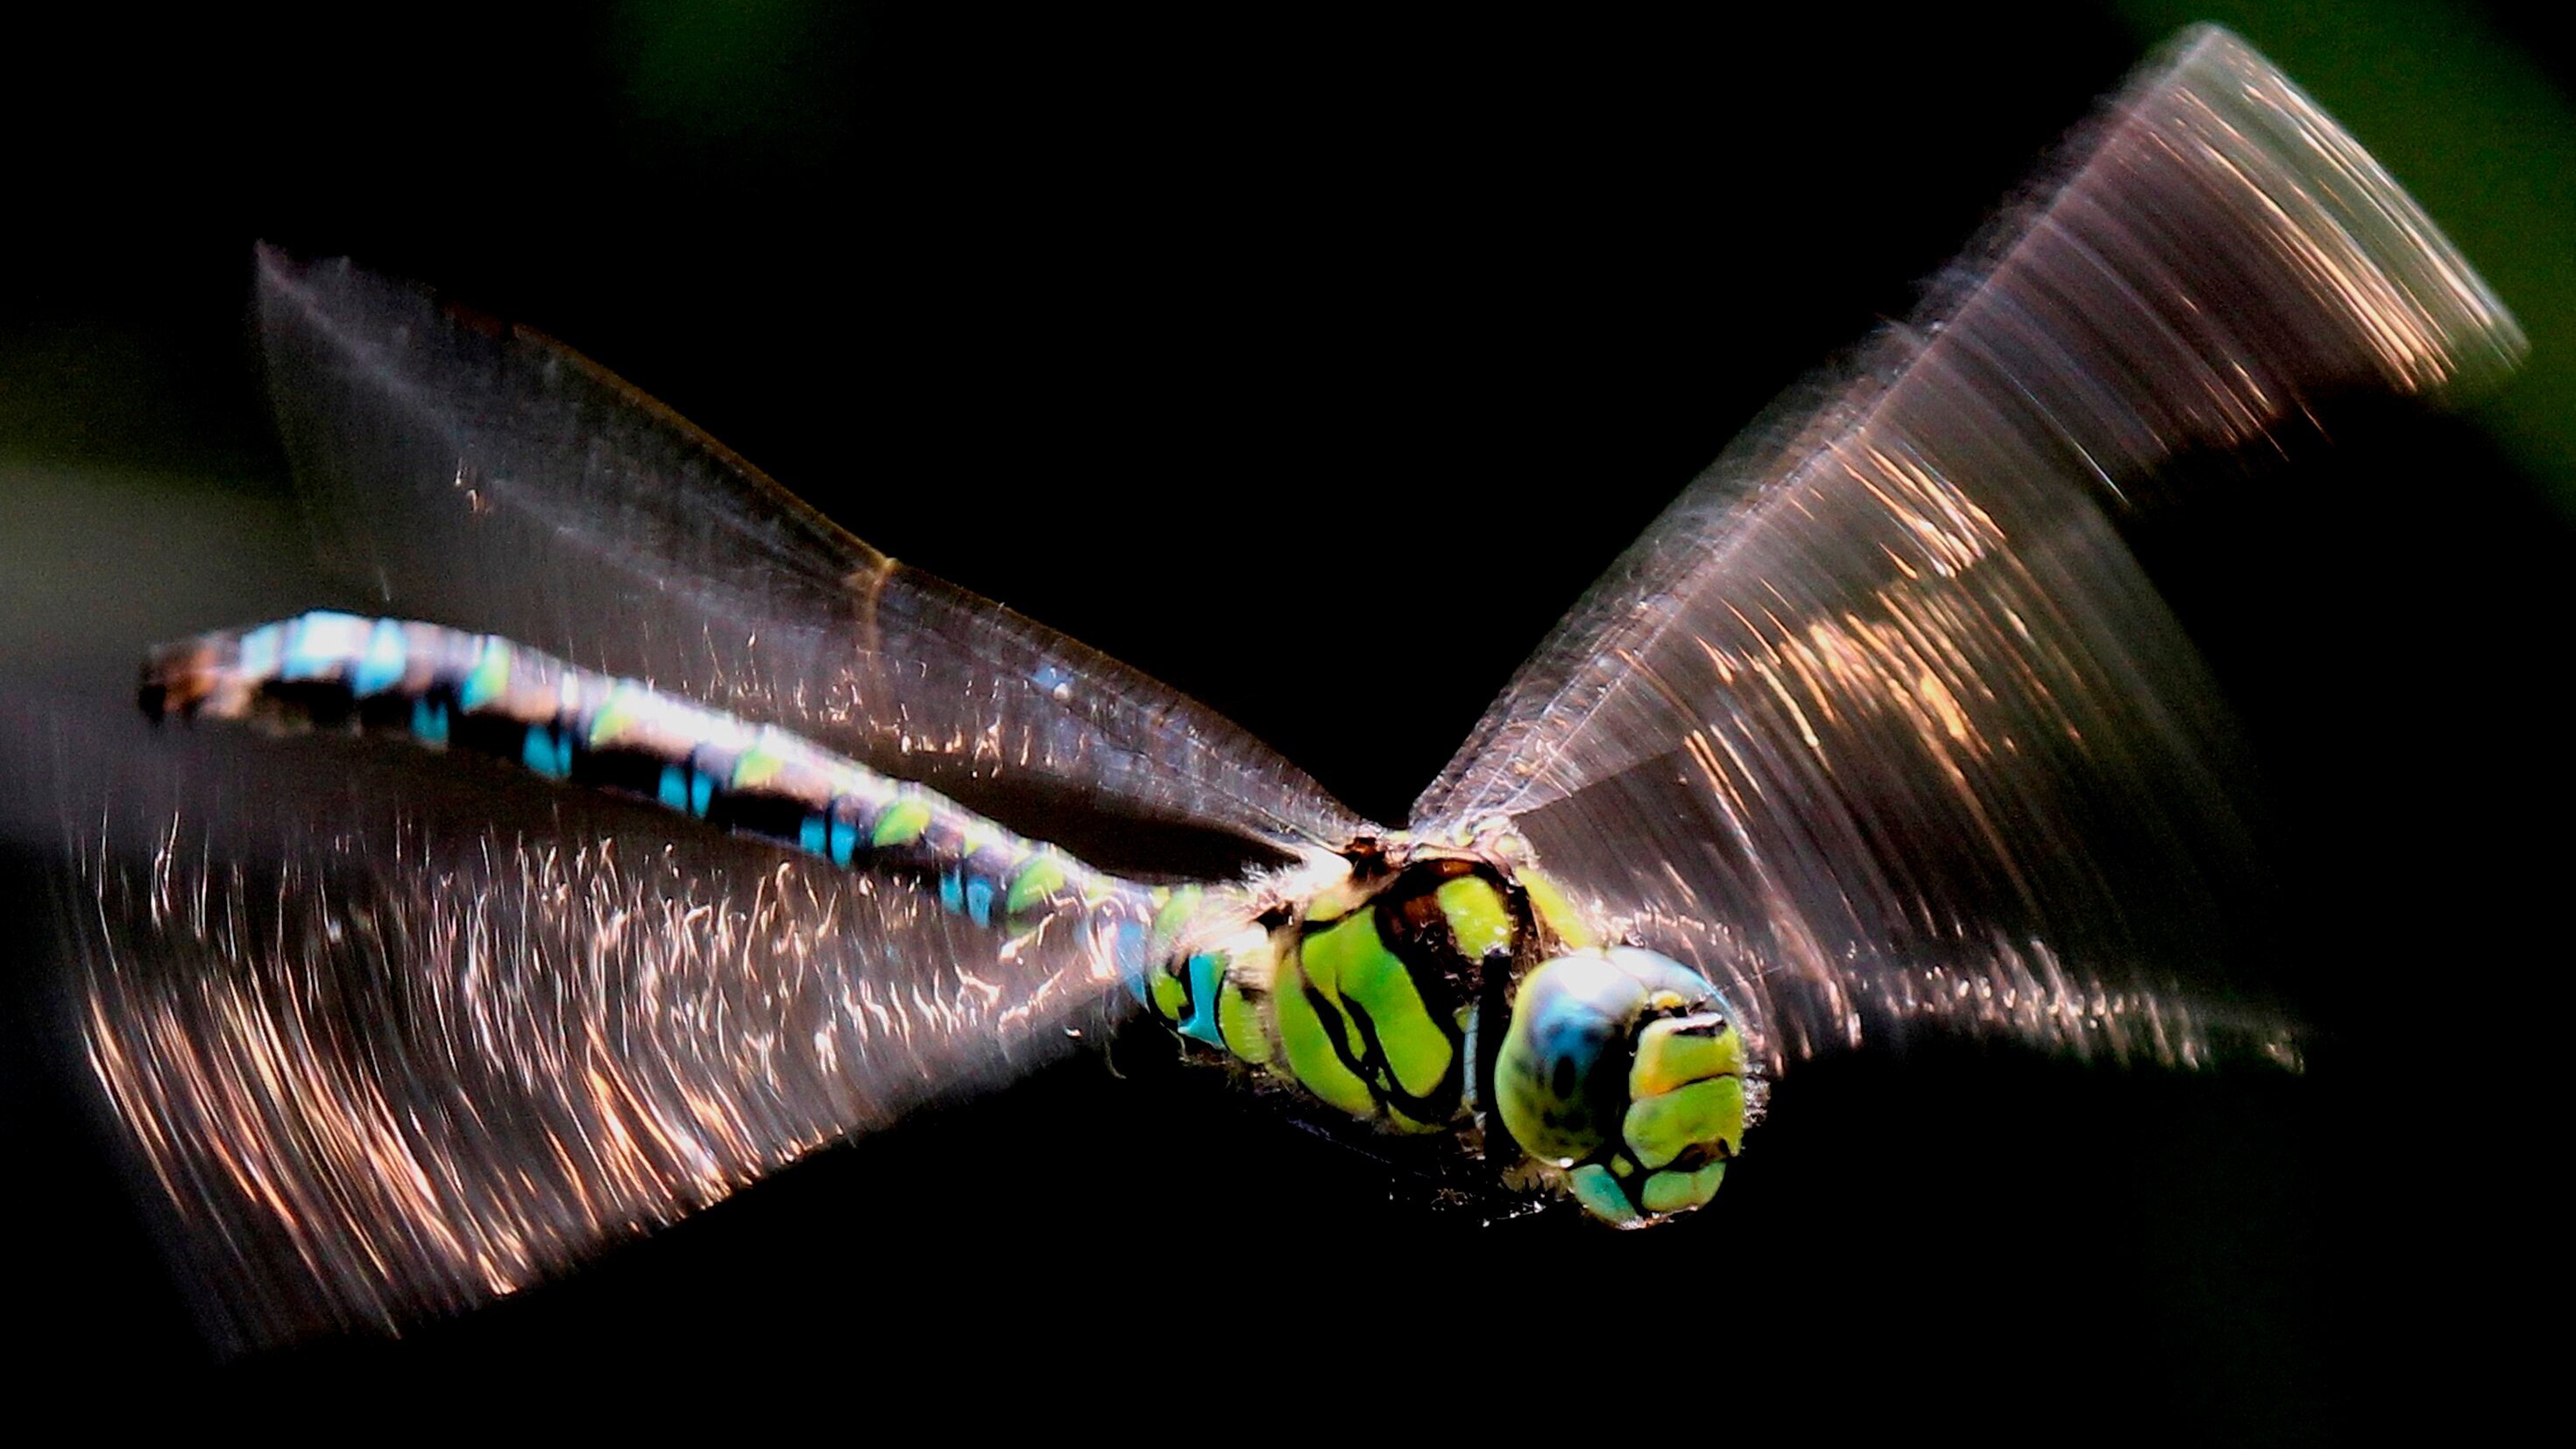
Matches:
[[1493, 947, 1754, 1225]]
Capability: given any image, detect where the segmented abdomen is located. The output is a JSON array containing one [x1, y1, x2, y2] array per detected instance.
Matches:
[[142, 611, 1136, 936]]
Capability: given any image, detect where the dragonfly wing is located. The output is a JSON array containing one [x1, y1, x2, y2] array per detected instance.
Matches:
[[257, 246, 1369, 868], [1412, 29, 2522, 1069], [61, 712, 1157, 1348]]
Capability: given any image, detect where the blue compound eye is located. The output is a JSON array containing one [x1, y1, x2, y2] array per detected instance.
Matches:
[[1496, 954, 1642, 1164], [1493, 949, 1755, 1226]]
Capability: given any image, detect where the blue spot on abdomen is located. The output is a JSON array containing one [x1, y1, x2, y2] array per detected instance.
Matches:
[[657, 763, 691, 812], [352, 618, 407, 696], [281, 611, 367, 682], [1177, 952, 1226, 1046], [411, 696, 449, 746], [523, 724, 573, 779]]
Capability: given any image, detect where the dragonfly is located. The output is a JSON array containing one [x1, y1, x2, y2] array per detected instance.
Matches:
[[36, 25, 2523, 1375]]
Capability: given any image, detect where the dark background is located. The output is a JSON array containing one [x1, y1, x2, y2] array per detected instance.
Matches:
[[2, 2, 2565, 1434]]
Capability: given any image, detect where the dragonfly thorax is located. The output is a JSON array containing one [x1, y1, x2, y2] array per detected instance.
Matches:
[[1134, 838, 1539, 1130]]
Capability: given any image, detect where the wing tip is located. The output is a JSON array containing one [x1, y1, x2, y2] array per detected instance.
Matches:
[[2122, 24, 2523, 400], [1856, 20, 2530, 513]]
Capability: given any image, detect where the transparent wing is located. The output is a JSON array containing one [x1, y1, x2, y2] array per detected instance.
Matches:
[[257, 247, 1369, 870], [57, 711, 1150, 1350], [1413, 28, 2523, 1068]]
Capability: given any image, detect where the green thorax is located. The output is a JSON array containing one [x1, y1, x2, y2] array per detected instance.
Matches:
[[1137, 831, 1597, 1140]]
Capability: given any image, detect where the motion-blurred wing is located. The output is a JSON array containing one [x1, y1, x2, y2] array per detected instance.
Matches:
[[257, 247, 1367, 868], [63, 712, 1146, 1349], [1412, 28, 2522, 1068]]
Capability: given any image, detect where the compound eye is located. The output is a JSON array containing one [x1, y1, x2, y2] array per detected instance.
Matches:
[[1493, 949, 1752, 1226]]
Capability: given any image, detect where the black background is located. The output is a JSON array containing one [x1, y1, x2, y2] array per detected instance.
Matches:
[[2, 4, 2564, 1435]]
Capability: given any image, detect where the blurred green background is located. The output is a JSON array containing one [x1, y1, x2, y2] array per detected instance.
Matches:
[[2122, 0, 2576, 507]]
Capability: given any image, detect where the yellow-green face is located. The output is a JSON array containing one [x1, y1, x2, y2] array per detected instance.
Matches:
[[1492, 947, 1751, 1225]]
